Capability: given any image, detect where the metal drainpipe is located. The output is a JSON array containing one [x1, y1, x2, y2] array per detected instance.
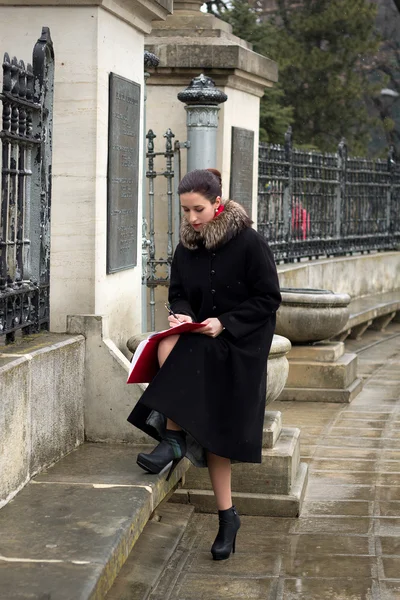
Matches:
[[177, 74, 227, 172], [142, 51, 159, 332]]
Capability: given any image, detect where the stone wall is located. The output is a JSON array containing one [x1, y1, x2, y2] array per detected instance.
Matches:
[[277, 252, 400, 297], [0, 335, 85, 508]]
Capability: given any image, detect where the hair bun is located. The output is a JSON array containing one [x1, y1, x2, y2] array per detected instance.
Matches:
[[206, 168, 222, 188]]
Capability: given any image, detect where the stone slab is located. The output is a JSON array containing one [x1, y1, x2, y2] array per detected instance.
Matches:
[[34, 442, 190, 511], [0, 562, 105, 600], [286, 352, 358, 389], [107, 503, 194, 600], [288, 341, 345, 362], [280, 377, 363, 403], [172, 462, 309, 517], [263, 410, 282, 448]]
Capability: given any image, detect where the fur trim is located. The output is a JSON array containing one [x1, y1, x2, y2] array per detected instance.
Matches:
[[180, 200, 253, 251]]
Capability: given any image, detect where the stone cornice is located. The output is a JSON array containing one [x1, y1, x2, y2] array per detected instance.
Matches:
[[144, 42, 278, 95], [0, 0, 173, 34]]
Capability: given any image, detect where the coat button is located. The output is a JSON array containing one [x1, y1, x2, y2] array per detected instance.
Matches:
[[212, 305, 217, 311], [211, 289, 216, 294], [211, 270, 215, 275], [211, 253, 216, 258]]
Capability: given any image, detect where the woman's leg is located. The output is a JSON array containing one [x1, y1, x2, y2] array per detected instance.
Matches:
[[157, 335, 181, 431], [207, 452, 233, 510]]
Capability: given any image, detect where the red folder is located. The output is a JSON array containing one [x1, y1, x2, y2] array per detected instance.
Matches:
[[127, 322, 204, 384]]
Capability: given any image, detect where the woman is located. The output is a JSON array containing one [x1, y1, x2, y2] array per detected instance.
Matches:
[[128, 169, 281, 561]]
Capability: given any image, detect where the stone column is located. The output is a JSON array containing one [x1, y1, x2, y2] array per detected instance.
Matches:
[[177, 74, 227, 172], [0, 0, 172, 351]]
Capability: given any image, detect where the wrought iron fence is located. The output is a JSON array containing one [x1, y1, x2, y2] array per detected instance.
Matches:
[[0, 27, 54, 343], [258, 128, 400, 262], [143, 128, 186, 331]]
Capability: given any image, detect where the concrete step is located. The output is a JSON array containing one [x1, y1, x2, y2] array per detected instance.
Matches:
[[106, 503, 194, 600], [0, 443, 190, 600]]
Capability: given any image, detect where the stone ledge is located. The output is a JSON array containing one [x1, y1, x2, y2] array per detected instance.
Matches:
[[336, 290, 400, 337]]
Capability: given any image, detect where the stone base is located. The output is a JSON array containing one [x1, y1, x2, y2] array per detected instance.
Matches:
[[279, 377, 364, 403], [282, 342, 363, 403], [172, 462, 308, 517], [172, 424, 308, 516]]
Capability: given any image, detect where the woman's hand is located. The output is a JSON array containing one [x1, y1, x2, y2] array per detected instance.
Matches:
[[196, 318, 224, 338], [168, 314, 193, 328]]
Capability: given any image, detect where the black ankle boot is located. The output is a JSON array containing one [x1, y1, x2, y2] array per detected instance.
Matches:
[[136, 429, 186, 481], [211, 506, 241, 561]]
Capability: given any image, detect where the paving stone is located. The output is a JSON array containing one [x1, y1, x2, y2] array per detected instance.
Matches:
[[309, 471, 378, 485], [381, 557, 400, 579], [306, 481, 375, 501], [301, 500, 372, 517], [377, 486, 400, 501], [380, 580, 400, 600], [162, 573, 277, 600], [378, 536, 400, 555], [309, 458, 377, 472], [280, 577, 379, 600], [374, 518, 400, 537], [281, 553, 376, 578], [375, 502, 400, 517], [184, 550, 280, 576], [290, 516, 373, 535]]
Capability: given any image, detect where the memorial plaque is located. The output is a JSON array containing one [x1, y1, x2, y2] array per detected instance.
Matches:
[[107, 73, 141, 273], [229, 127, 255, 219]]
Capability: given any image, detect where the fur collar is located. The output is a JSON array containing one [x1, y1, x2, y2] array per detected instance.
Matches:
[[180, 200, 253, 251]]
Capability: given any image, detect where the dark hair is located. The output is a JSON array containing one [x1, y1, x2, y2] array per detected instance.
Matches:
[[177, 169, 222, 204]]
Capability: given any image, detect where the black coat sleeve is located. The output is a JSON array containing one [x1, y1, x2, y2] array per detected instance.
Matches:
[[168, 245, 197, 321], [218, 231, 281, 338]]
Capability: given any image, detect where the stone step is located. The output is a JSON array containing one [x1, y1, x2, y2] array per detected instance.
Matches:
[[172, 462, 309, 518], [181, 427, 301, 497], [280, 376, 364, 403], [106, 502, 194, 600], [0, 443, 190, 600], [286, 352, 358, 389]]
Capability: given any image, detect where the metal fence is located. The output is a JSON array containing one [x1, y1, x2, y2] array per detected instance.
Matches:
[[143, 128, 185, 331], [0, 27, 54, 343], [258, 127, 400, 262]]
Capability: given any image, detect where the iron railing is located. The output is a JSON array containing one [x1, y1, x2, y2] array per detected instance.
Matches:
[[258, 128, 400, 262], [143, 128, 185, 330], [0, 27, 54, 343]]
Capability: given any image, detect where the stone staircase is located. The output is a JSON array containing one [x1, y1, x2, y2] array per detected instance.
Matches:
[[171, 411, 308, 517], [0, 443, 190, 600]]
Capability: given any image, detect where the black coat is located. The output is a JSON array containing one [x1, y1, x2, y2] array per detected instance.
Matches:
[[128, 201, 281, 466]]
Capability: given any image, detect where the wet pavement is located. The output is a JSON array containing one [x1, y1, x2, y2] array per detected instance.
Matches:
[[149, 322, 400, 600]]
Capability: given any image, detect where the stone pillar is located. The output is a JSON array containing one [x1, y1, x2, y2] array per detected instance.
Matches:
[[144, 3, 278, 222], [0, 0, 172, 351], [177, 74, 227, 172], [143, 3, 277, 330]]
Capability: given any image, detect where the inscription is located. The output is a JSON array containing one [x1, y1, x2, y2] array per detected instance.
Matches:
[[107, 73, 141, 272], [229, 127, 254, 219]]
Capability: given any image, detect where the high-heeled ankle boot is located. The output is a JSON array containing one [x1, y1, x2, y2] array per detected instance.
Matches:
[[136, 429, 186, 481], [211, 506, 241, 561]]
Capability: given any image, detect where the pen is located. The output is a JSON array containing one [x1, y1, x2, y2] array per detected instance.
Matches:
[[164, 302, 182, 322]]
